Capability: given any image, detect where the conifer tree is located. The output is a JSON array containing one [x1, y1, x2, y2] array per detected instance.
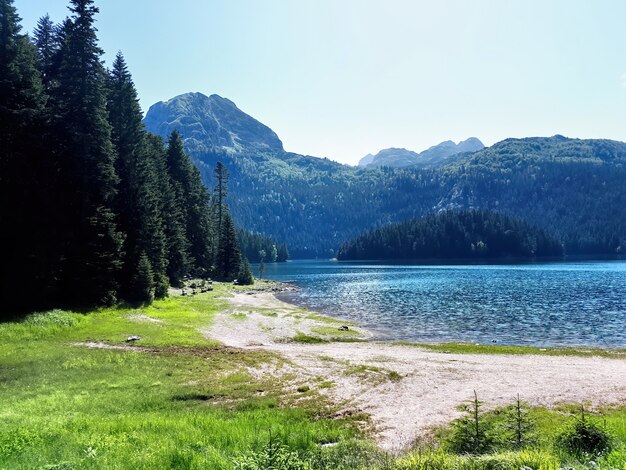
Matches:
[[166, 131, 214, 277], [145, 133, 189, 289], [32, 14, 58, 87], [106, 52, 168, 301], [213, 161, 229, 235], [2, 0, 250, 311], [237, 256, 254, 285], [126, 252, 154, 304], [501, 394, 536, 450], [215, 211, 241, 281], [50, 0, 123, 306], [0, 0, 51, 313]]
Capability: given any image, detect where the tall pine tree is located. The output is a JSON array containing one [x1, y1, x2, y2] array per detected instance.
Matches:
[[32, 14, 59, 88], [106, 52, 168, 301], [215, 210, 241, 282], [211, 161, 242, 281], [145, 133, 190, 288], [50, 0, 123, 306], [2, 0, 249, 312], [166, 131, 214, 278], [0, 0, 51, 314], [213, 161, 228, 235]]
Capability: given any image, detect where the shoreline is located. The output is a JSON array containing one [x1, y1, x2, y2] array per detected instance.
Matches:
[[272, 280, 626, 354], [202, 282, 626, 450]]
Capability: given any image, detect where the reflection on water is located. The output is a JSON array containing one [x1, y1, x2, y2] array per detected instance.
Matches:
[[260, 260, 626, 348]]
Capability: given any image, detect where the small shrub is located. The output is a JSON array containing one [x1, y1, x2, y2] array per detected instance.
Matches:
[[387, 371, 403, 382], [232, 435, 311, 470], [309, 439, 392, 470], [238, 256, 255, 285], [446, 391, 494, 455], [498, 395, 537, 450], [555, 406, 613, 458]]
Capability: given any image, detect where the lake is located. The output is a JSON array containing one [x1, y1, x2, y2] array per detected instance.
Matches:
[[259, 259, 626, 348]]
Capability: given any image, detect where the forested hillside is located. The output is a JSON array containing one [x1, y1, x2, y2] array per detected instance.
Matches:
[[337, 210, 564, 260], [0, 0, 249, 315], [237, 229, 289, 263], [144, 95, 626, 259]]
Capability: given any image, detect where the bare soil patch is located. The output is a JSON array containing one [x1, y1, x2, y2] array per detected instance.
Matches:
[[202, 291, 626, 451]]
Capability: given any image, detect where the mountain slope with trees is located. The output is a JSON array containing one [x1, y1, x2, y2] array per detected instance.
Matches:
[[143, 94, 626, 258], [337, 210, 564, 261]]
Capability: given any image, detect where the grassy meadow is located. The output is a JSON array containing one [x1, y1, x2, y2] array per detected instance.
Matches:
[[1, 283, 625, 469]]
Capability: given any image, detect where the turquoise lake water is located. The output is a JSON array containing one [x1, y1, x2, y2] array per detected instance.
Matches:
[[260, 260, 626, 348]]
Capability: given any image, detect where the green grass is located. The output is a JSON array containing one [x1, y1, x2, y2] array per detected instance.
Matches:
[[429, 402, 626, 469], [311, 325, 360, 337], [292, 332, 329, 344], [2, 283, 625, 469], [0, 286, 358, 469], [396, 341, 626, 358], [305, 312, 355, 326]]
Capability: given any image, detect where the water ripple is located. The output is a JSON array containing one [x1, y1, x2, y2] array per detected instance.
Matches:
[[263, 260, 626, 348]]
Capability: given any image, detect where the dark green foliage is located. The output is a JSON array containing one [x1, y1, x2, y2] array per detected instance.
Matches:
[[166, 131, 214, 277], [238, 229, 289, 263], [48, 0, 123, 307], [555, 406, 613, 457], [146, 133, 190, 288], [126, 252, 155, 304], [106, 52, 168, 301], [213, 161, 228, 236], [215, 211, 241, 281], [258, 249, 266, 279], [32, 14, 59, 87], [237, 256, 254, 286], [212, 160, 243, 281], [277, 244, 289, 263], [0, 0, 51, 312], [163, 135, 626, 258], [447, 391, 494, 455], [338, 209, 563, 261], [1, 0, 244, 314]]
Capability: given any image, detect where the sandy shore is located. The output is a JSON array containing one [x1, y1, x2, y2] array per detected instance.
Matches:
[[201, 289, 626, 451]]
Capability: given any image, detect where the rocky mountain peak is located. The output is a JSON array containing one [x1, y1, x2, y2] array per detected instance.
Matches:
[[143, 92, 283, 154], [359, 138, 485, 169]]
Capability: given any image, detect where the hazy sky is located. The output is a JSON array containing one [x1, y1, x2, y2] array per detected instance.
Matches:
[[15, 0, 626, 165]]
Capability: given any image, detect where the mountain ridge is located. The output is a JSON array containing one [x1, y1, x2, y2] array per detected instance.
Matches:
[[143, 93, 626, 258], [143, 92, 284, 155], [359, 137, 485, 169]]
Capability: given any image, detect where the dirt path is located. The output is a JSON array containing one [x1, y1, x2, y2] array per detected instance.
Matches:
[[202, 291, 626, 451]]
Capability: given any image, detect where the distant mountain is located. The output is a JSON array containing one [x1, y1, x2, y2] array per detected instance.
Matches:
[[367, 148, 421, 168], [143, 93, 283, 154], [359, 138, 485, 169], [456, 137, 485, 153], [464, 135, 626, 168], [358, 153, 376, 167], [144, 95, 626, 258]]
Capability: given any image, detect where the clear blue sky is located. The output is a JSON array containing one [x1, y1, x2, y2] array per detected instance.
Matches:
[[15, 0, 626, 164]]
